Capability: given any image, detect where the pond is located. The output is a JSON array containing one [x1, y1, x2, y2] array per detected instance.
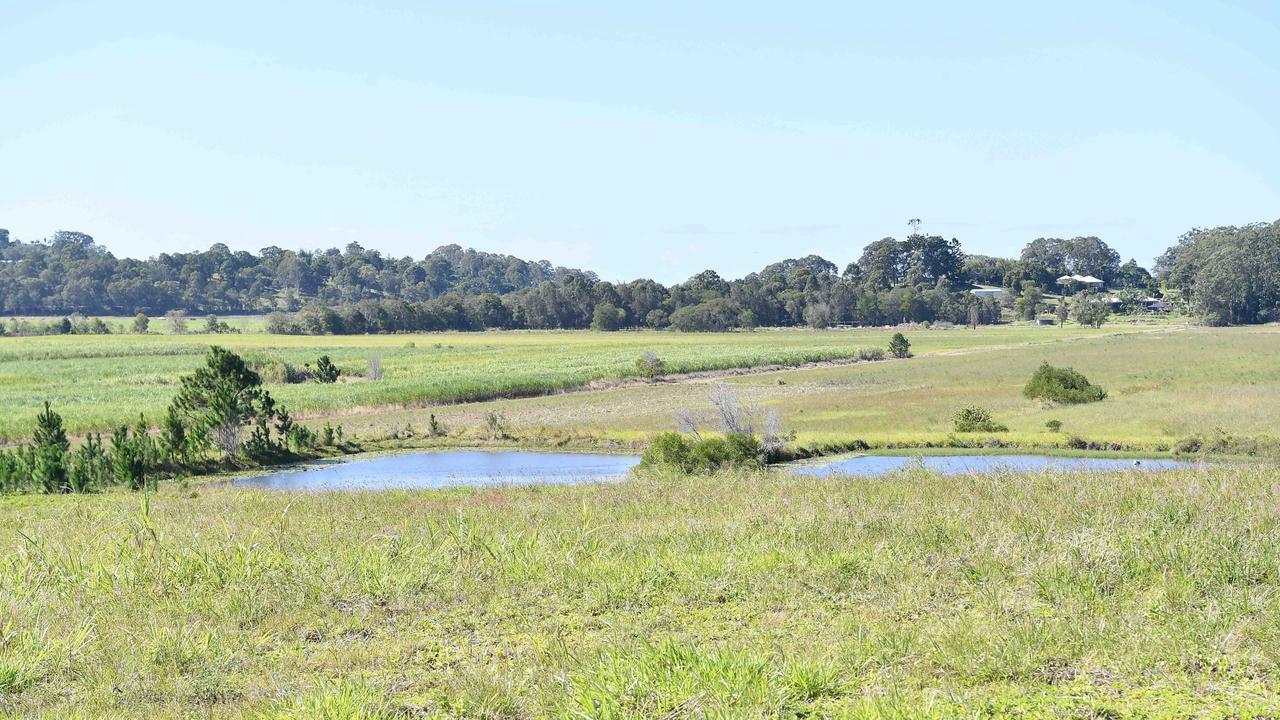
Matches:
[[234, 450, 641, 491], [788, 454, 1198, 477], [234, 450, 1203, 492]]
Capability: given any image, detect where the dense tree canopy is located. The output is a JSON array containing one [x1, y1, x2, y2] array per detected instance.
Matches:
[[0, 224, 1191, 332], [0, 235, 572, 315], [1019, 236, 1122, 288], [1156, 220, 1280, 325]]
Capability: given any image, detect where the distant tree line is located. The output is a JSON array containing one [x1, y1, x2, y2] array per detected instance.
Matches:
[[2, 220, 1274, 329]]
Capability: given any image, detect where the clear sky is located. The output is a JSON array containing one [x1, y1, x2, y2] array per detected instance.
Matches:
[[1, 1, 1276, 283]]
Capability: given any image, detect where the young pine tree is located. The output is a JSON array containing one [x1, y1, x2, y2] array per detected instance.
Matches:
[[32, 401, 70, 493], [888, 332, 913, 359], [161, 405, 187, 465]]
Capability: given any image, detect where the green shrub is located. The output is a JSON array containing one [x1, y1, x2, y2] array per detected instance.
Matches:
[[1075, 299, 1111, 329], [32, 401, 70, 493], [1023, 362, 1106, 404], [640, 432, 692, 469], [1174, 435, 1203, 454], [285, 423, 317, 452], [204, 314, 236, 334], [427, 414, 445, 438], [248, 354, 306, 384], [888, 333, 912, 358], [640, 432, 763, 473], [857, 347, 886, 361], [110, 425, 147, 490], [1044, 419, 1063, 433], [951, 406, 1008, 433], [68, 433, 109, 493], [635, 352, 667, 379], [312, 355, 340, 384]]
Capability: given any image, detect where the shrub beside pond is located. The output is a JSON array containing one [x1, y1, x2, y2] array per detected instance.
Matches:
[[640, 431, 763, 473]]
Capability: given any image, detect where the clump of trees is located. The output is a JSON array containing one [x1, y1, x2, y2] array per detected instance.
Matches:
[[1, 314, 113, 337], [0, 403, 160, 494], [1023, 362, 1107, 404], [203, 314, 237, 334], [1156, 219, 1280, 325], [0, 346, 342, 495], [0, 229, 1018, 332]]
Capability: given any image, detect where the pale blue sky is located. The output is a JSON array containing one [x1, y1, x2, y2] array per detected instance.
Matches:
[[1, 1, 1276, 283]]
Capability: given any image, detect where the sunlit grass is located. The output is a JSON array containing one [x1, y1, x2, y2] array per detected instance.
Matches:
[[2, 464, 1279, 716], [336, 325, 1280, 453]]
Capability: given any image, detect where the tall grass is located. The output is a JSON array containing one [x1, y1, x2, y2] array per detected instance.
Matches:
[[2, 464, 1279, 716]]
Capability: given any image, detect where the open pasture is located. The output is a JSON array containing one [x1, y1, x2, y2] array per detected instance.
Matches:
[[0, 324, 1151, 440], [331, 325, 1280, 452]]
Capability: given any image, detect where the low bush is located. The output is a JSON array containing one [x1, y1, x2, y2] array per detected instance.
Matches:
[[247, 355, 307, 384], [484, 412, 508, 440], [1023, 362, 1106, 404], [312, 355, 341, 384], [951, 406, 1008, 433], [888, 333, 912, 358], [636, 352, 667, 379], [857, 347, 886, 361], [640, 431, 764, 473]]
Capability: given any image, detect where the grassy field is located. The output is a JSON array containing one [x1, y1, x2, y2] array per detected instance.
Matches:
[[0, 324, 1161, 440], [330, 324, 1280, 454], [3, 464, 1280, 717]]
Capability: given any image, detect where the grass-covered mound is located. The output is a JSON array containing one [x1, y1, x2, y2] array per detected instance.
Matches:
[[1024, 361, 1107, 404], [3, 465, 1279, 717]]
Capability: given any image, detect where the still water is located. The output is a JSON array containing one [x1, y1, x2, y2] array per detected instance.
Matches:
[[789, 454, 1196, 477], [234, 450, 641, 491], [235, 450, 1200, 492]]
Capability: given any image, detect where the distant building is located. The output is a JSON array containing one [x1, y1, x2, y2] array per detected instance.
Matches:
[[1056, 274, 1105, 288], [970, 285, 1004, 298]]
